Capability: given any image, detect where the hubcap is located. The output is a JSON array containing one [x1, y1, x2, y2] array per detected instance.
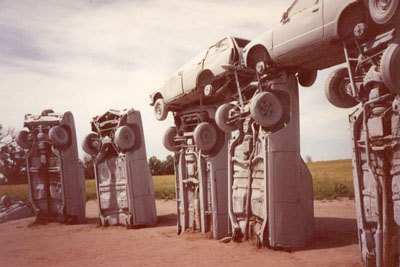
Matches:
[[201, 131, 211, 142], [377, 0, 391, 10], [259, 100, 273, 117], [156, 104, 161, 115]]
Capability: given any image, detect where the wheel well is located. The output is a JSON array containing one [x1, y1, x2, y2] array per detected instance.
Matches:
[[246, 44, 272, 69], [337, 3, 366, 40], [196, 69, 214, 89], [152, 92, 163, 105]]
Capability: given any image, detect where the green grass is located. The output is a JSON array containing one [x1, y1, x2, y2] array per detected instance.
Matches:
[[153, 175, 175, 200], [307, 159, 354, 200], [0, 160, 354, 202]]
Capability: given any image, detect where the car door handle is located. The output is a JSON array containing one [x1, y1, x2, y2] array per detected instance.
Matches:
[[312, 7, 319, 12]]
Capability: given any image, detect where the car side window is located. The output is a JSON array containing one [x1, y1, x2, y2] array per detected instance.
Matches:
[[289, 0, 318, 16], [207, 38, 230, 57]]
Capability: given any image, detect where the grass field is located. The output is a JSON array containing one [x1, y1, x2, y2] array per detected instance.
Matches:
[[0, 160, 353, 201]]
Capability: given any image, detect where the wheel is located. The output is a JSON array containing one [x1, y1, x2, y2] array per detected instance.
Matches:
[[381, 43, 400, 95], [215, 103, 237, 132], [49, 125, 69, 147], [163, 126, 179, 152], [369, 0, 399, 24], [82, 133, 100, 156], [154, 98, 168, 121], [325, 68, 359, 108], [250, 92, 283, 127], [298, 70, 318, 87], [203, 84, 214, 97], [114, 126, 135, 151], [194, 122, 217, 152], [41, 109, 54, 116], [16, 129, 31, 149]]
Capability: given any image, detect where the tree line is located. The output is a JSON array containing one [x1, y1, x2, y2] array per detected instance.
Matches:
[[0, 125, 174, 184]]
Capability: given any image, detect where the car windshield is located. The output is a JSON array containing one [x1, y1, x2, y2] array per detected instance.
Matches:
[[234, 37, 250, 48], [207, 37, 230, 57]]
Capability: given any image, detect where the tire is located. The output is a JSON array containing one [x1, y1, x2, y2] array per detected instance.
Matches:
[[114, 126, 135, 151], [325, 68, 359, 108], [16, 129, 31, 149], [215, 103, 237, 132], [203, 84, 214, 97], [49, 125, 69, 147], [369, 0, 399, 24], [194, 122, 217, 152], [154, 98, 168, 121], [298, 70, 318, 87], [250, 92, 283, 127], [381, 43, 400, 95], [163, 126, 178, 152], [82, 133, 100, 156]]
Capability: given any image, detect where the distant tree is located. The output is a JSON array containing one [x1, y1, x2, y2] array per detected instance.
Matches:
[[161, 155, 175, 175], [0, 125, 27, 184], [148, 156, 163, 175], [305, 155, 313, 163], [82, 153, 95, 179]]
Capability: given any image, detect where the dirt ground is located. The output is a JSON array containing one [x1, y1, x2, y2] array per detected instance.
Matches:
[[0, 199, 364, 267]]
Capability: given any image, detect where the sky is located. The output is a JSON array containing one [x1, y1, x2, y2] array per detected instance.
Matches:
[[0, 0, 354, 161]]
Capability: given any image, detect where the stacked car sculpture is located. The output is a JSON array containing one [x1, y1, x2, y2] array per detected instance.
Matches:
[[7, 0, 400, 266]]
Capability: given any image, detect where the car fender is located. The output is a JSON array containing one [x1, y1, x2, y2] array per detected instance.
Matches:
[[325, 0, 361, 39], [149, 91, 164, 106], [243, 29, 273, 68]]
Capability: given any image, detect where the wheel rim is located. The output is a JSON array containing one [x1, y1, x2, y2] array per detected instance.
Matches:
[[49, 126, 69, 146], [250, 92, 283, 127], [370, 0, 398, 23], [163, 127, 178, 151], [259, 98, 274, 117], [382, 43, 400, 95], [215, 104, 236, 132], [82, 133, 99, 155], [194, 122, 217, 151], [115, 126, 135, 151], [155, 103, 162, 116], [375, 0, 392, 13]]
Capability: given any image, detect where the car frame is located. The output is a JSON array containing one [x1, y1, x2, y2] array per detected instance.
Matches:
[[82, 108, 157, 228], [16, 109, 86, 224], [150, 36, 252, 120], [162, 105, 230, 239], [243, 0, 399, 87]]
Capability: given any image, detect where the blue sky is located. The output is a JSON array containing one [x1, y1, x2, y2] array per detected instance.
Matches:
[[0, 0, 353, 161]]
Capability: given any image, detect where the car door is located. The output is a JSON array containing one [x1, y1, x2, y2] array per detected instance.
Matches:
[[163, 70, 183, 102], [272, 0, 323, 66], [202, 37, 232, 77], [181, 50, 207, 93]]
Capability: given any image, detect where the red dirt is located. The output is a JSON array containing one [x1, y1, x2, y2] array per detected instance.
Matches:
[[0, 199, 363, 267]]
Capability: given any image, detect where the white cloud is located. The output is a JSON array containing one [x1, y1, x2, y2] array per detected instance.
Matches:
[[0, 0, 355, 161]]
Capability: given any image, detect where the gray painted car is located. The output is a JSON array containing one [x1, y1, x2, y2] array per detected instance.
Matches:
[[163, 105, 230, 239], [219, 73, 313, 248], [82, 108, 157, 228], [243, 0, 399, 87], [150, 36, 251, 121], [16, 110, 86, 224]]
